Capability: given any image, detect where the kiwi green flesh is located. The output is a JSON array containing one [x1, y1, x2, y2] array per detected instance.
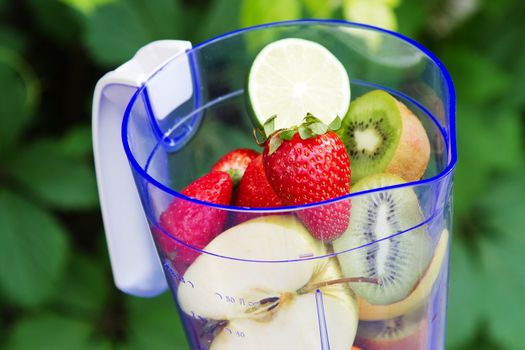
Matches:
[[333, 173, 432, 305], [357, 306, 426, 340], [339, 90, 402, 183]]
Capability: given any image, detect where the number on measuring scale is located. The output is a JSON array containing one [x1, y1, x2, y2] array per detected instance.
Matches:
[[163, 260, 195, 288]]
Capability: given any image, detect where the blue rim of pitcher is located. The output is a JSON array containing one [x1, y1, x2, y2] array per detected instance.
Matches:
[[121, 18, 457, 213]]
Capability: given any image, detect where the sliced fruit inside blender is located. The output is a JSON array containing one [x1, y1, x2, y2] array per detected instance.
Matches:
[[333, 173, 433, 307], [153, 34, 446, 350], [355, 305, 429, 350], [337, 90, 431, 183], [358, 229, 449, 321], [177, 216, 359, 350]]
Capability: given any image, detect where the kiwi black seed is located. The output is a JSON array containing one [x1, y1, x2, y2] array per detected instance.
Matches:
[[333, 173, 432, 305], [337, 90, 403, 183]]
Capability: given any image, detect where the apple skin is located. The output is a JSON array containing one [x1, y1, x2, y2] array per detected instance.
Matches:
[[355, 317, 428, 350]]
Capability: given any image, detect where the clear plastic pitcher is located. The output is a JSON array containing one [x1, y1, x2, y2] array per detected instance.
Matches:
[[93, 20, 456, 350]]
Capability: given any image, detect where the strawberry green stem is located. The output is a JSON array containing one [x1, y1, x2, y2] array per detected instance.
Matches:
[[252, 128, 266, 146]]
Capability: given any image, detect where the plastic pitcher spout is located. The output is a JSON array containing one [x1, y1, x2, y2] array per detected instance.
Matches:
[[92, 40, 192, 297]]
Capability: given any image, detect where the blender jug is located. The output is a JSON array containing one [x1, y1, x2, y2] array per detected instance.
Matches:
[[93, 20, 456, 350]]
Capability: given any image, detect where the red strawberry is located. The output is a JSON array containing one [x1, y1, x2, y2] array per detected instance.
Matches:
[[153, 227, 200, 276], [233, 155, 283, 224], [211, 148, 259, 185], [156, 172, 233, 274], [263, 117, 351, 241]]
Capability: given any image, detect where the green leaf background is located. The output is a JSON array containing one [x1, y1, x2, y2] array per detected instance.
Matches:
[[0, 190, 69, 307], [0, 0, 524, 349]]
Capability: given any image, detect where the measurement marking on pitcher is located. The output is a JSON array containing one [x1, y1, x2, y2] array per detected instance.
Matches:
[[299, 252, 314, 258], [189, 311, 247, 338], [190, 311, 248, 337], [164, 260, 253, 340], [213, 292, 261, 308], [189, 311, 208, 325], [212, 290, 284, 312], [224, 327, 246, 338], [163, 260, 195, 288]]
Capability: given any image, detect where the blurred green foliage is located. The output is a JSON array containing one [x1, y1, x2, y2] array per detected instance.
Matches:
[[0, 0, 524, 349]]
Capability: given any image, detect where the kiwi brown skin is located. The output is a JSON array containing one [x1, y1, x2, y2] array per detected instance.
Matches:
[[355, 318, 428, 350], [385, 100, 430, 182]]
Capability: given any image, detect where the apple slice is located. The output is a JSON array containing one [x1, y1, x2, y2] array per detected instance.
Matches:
[[177, 216, 359, 350], [358, 229, 449, 321], [211, 293, 353, 349]]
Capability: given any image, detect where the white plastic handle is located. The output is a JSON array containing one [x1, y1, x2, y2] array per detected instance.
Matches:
[[92, 40, 192, 297]]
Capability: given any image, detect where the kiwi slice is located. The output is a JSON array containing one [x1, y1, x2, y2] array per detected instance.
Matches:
[[339, 89, 431, 184], [355, 306, 428, 350], [338, 90, 402, 183], [333, 173, 432, 305]]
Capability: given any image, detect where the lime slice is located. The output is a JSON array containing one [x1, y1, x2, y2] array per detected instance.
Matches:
[[247, 38, 350, 130]]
